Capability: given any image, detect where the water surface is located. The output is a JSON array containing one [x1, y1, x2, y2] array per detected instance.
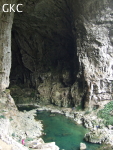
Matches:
[[36, 111, 100, 150]]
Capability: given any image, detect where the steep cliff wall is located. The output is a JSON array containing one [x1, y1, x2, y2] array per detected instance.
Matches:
[[0, 0, 17, 91], [71, 0, 113, 108]]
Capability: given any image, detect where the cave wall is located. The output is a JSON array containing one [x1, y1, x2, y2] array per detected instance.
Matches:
[[71, 0, 113, 108]]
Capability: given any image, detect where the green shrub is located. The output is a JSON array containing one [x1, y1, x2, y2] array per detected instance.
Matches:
[[0, 115, 5, 119], [10, 117, 13, 121], [12, 133, 15, 137], [97, 144, 113, 150], [97, 101, 113, 125], [5, 89, 10, 94], [30, 91, 36, 97]]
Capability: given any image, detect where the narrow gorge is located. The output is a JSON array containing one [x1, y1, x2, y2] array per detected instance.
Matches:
[[0, 0, 113, 149]]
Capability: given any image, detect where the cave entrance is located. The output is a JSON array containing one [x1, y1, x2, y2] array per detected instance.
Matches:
[[9, 0, 80, 107]]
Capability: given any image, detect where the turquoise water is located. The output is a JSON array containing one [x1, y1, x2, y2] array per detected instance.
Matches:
[[36, 111, 101, 150]]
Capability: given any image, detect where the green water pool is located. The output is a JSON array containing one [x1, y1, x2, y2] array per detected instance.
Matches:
[[36, 111, 101, 150]]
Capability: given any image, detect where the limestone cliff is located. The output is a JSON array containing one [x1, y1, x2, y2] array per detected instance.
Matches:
[[0, 0, 17, 91], [71, 0, 113, 108], [0, 0, 113, 109]]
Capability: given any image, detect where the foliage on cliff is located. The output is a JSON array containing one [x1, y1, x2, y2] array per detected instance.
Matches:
[[98, 101, 113, 125]]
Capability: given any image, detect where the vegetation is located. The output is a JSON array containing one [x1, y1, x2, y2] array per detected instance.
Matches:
[[76, 104, 83, 111], [0, 115, 5, 119], [12, 133, 15, 137], [97, 144, 113, 150], [10, 117, 13, 121], [5, 89, 10, 94], [97, 101, 113, 125]]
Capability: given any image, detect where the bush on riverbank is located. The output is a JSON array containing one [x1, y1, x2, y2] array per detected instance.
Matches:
[[97, 144, 113, 150], [97, 101, 113, 125]]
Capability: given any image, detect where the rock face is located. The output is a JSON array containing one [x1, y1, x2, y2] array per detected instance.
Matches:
[[84, 126, 113, 145], [0, 0, 113, 108], [72, 0, 113, 109], [0, 0, 17, 91]]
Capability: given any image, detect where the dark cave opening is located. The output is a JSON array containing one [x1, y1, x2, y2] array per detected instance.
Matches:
[[10, 30, 33, 88], [9, 0, 83, 107], [10, 2, 79, 88], [10, 27, 78, 88]]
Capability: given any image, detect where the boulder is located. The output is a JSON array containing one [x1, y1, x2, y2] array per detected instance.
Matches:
[[32, 142, 59, 150], [80, 143, 87, 150]]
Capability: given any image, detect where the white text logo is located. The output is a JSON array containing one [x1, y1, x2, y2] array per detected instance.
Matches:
[[2, 4, 23, 12]]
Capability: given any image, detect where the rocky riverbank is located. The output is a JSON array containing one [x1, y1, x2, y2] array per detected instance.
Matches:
[[34, 104, 113, 147], [0, 109, 59, 150], [0, 89, 112, 149], [0, 91, 59, 150]]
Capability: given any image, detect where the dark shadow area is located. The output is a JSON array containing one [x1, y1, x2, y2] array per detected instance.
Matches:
[[9, 0, 82, 107]]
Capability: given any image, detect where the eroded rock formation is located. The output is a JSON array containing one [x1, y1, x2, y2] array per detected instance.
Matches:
[[0, 0, 113, 109], [72, 0, 113, 109], [0, 0, 17, 91]]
